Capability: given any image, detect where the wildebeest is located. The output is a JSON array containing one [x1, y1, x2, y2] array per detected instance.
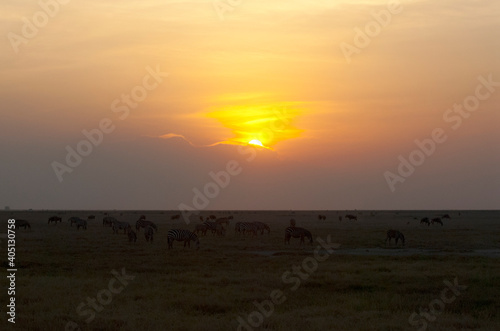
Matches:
[[345, 214, 357, 221], [386, 230, 405, 246], [88, 215, 96, 220], [318, 214, 326, 220], [171, 214, 180, 220]]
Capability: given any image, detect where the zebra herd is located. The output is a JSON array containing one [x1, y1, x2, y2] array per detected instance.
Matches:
[[420, 217, 445, 226]]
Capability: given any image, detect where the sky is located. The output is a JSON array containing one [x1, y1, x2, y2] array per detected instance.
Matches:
[[0, 0, 499, 210]]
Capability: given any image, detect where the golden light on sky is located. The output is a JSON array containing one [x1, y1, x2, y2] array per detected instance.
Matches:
[[1, 0, 499, 210], [248, 139, 264, 147], [206, 104, 303, 147]]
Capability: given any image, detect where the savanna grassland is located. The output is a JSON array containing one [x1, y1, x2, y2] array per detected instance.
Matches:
[[1, 210, 499, 331]]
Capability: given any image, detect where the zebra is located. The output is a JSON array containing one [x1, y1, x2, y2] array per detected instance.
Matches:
[[16, 219, 31, 230], [431, 218, 443, 226], [167, 229, 199, 250], [386, 230, 405, 246], [103, 217, 117, 227], [75, 218, 87, 230], [68, 217, 80, 227], [215, 216, 233, 228], [420, 218, 430, 226], [202, 221, 218, 235], [113, 221, 131, 234], [135, 217, 158, 232], [253, 221, 270, 235], [48, 216, 62, 224], [128, 229, 137, 242], [144, 226, 154, 242], [215, 223, 226, 236], [234, 222, 242, 235], [239, 222, 258, 236], [284, 227, 313, 245], [194, 223, 209, 236]]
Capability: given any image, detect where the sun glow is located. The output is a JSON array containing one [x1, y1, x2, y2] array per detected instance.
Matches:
[[206, 103, 303, 147], [249, 139, 264, 147]]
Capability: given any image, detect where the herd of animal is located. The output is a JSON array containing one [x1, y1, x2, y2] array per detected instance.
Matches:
[[12, 212, 450, 249]]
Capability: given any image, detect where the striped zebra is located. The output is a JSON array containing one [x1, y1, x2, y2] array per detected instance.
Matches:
[[215, 223, 225, 236], [48, 216, 62, 224], [285, 227, 313, 245], [253, 222, 270, 235], [431, 218, 443, 226], [75, 218, 87, 230], [135, 218, 158, 232], [234, 222, 242, 234], [202, 221, 218, 235], [103, 217, 117, 227], [167, 229, 200, 249], [68, 217, 80, 227], [194, 223, 209, 236], [144, 225, 154, 242], [113, 221, 131, 234], [16, 219, 31, 230], [128, 229, 137, 242], [386, 230, 405, 246], [215, 216, 233, 228], [239, 222, 258, 236]]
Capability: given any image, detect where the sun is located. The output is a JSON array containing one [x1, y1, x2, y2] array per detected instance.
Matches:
[[248, 139, 264, 147]]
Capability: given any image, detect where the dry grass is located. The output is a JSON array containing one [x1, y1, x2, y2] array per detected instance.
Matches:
[[1, 210, 499, 330]]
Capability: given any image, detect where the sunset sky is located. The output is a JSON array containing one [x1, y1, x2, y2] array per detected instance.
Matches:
[[1, 0, 498, 210]]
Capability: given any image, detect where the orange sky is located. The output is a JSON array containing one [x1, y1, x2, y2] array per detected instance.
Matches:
[[1, 0, 499, 209]]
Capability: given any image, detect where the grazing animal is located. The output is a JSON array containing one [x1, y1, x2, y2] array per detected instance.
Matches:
[[144, 226, 154, 242], [135, 218, 158, 232], [113, 221, 131, 234], [239, 222, 258, 236], [284, 227, 313, 245], [253, 221, 270, 235], [202, 221, 218, 235], [209, 215, 217, 220], [171, 214, 180, 220], [442, 214, 451, 219], [431, 218, 443, 226], [195, 223, 209, 236], [289, 219, 296, 227], [345, 214, 357, 221], [215, 224, 226, 236], [88, 215, 96, 220], [386, 230, 405, 246], [75, 218, 87, 230], [234, 222, 242, 235], [420, 218, 430, 226], [103, 217, 117, 227], [318, 214, 326, 220], [215, 216, 233, 228], [167, 229, 200, 250], [127, 229, 137, 242], [16, 219, 31, 230], [48, 216, 62, 225], [68, 217, 80, 227]]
